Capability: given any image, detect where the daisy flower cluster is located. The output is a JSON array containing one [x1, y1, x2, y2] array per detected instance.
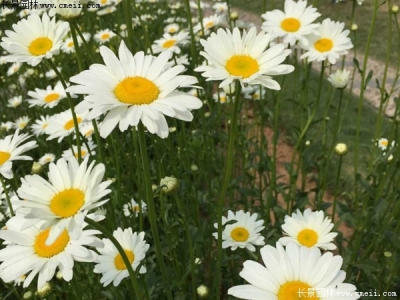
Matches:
[[261, 0, 353, 64]]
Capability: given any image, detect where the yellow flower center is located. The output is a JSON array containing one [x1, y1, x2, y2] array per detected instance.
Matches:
[[64, 117, 82, 131], [0, 151, 11, 166], [50, 189, 85, 218], [101, 33, 110, 40], [278, 281, 319, 300], [281, 17, 301, 32], [28, 37, 53, 56], [226, 55, 259, 78], [230, 227, 250, 242], [100, 0, 107, 4], [114, 249, 135, 270], [131, 205, 140, 212], [74, 150, 87, 159], [205, 21, 214, 28], [220, 96, 227, 103], [44, 93, 60, 103], [114, 76, 160, 105], [314, 38, 333, 53], [162, 39, 176, 48], [85, 129, 94, 137], [380, 140, 388, 147], [169, 28, 176, 33], [34, 228, 70, 258], [297, 229, 318, 247], [67, 41, 74, 48], [42, 123, 49, 129]]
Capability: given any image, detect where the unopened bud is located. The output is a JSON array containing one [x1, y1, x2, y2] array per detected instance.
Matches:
[[351, 23, 358, 31], [230, 11, 239, 21], [334, 143, 348, 156], [391, 5, 399, 13]]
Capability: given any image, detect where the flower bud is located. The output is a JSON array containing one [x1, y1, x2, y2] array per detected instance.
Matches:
[[334, 143, 348, 156]]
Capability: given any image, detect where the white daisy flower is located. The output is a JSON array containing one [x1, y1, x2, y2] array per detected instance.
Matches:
[[377, 138, 394, 152], [38, 153, 56, 165], [261, 0, 320, 47], [151, 31, 189, 55], [14, 116, 30, 130], [7, 95, 23, 108], [0, 130, 37, 179], [123, 198, 147, 217], [62, 140, 96, 160], [31, 115, 50, 136], [78, 121, 96, 139], [94, 28, 116, 44], [212, 90, 229, 104], [67, 41, 202, 139], [0, 13, 69, 66], [164, 23, 180, 34], [45, 67, 61, 79], [6, 62, 22, 76], [93, 228, 149, 287], [48, 0, 82, 19], [61, 37, 76, 54], [279, 208, 338, 250], [27, 81, 67, 108], [300, 18, 353, 65], [0, 216, 102, 290], [194, 14, 225, 35], [213, 2, 228, 14], [328, 69, 350, 89], [228, 242, 360, 299], [195, 27, 294, 89], [97, 5, 117, 16], [0, 122, 14, 132], [213, 210, 265, 252], [45, 109, 88, 142], [15, 156, 112, 245]]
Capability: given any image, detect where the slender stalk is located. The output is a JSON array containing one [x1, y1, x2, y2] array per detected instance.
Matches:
[[184, 0, 198, 67], [0, 177, 14, 217], [136, 124, 173, 300], [123, 0, 134, 51], [69, 21, 84, 72], [46, 59, 82, 163], [84, 217, 141, 298], [215, 81, 241, 297], [332, 156, 343, 222], [172, 193, 197, 299]]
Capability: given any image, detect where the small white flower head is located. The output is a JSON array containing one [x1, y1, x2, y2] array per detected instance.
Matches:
[[300, 18, 353, 65], [36, 282, 52, 297], [123, 198, 147, 217], [357, 0, 364, 5], [160, 176, 179, 193], [197, 284, 209, 298], [213, 90, 229, 104], [378, 138, 395, 152], [62, 140, 97, 160], [230, 11, 239, 21], [7, 62, 22, 76], [31, 115, 50, 136], [213, 2, 228, 14], [45, 109, 88, 142], [213, 210, 265, 252], [93, 228, 150, 286], [14, 116, 30, 130], [164, 23, 180, 34], [1, 122, 14, 132], [261, 0, 321, 47], [328, 69, 350, 89], [27, 81, 67, 108], [151, 31, 189, 54], [279, 208, 338, 250], [0, 129, 37, 179], [31, 161, 43, 174], [7, 96, 23, 108], [194, 14, 225, 35], [94, 28, 116, 44], [334, 143, 348, 156]]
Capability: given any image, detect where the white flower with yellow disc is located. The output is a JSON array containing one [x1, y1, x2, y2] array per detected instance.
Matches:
[[261, 0, 320, 47], [0, 215, 102, 290], [228, 242, 360, 299], [300, 18, 353, 65], [27, 81, 67, 108], [15, 157, 112, 246], [279, 208, 338, 250], [195, 27, 294, 89], [93, 228, 149, 286], [0, 13, 69, 66], [67, 41, 202, 139], [213, 210, 265, 252]]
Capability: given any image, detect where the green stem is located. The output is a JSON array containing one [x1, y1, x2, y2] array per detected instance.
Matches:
[[184, 0, 198, 67], [136, 124, 173, 300], [332, 156, 343, 223], [69, 21, 84, 72], [46, 59, 82, 163], [172, 193, 197, 299], [84, 217, 141, 298], [0, 177, 14, 217], [123, 0, 134, 51], [215, 81, 241, 297]]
